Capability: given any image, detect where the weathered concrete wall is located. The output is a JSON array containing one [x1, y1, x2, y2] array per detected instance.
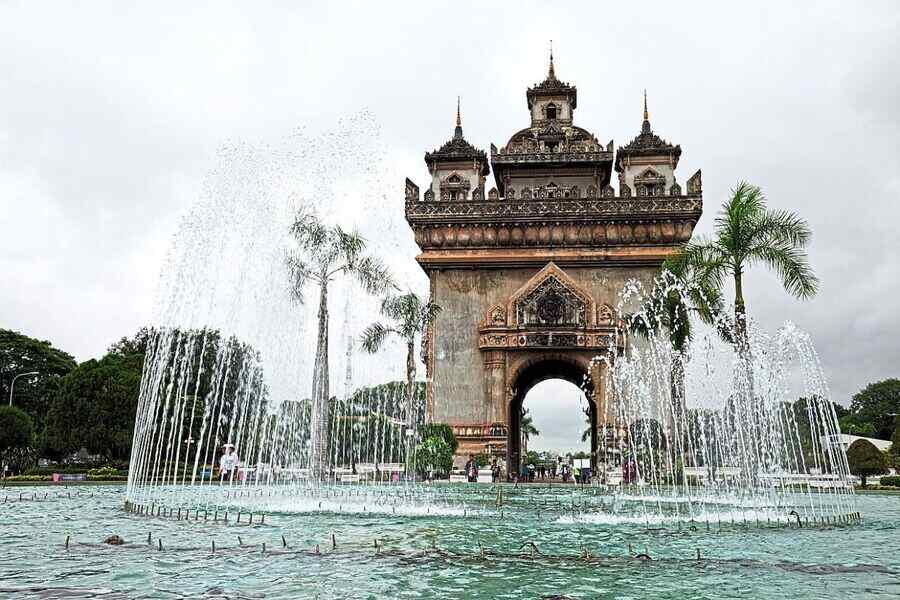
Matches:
[[429, 263, 658, 425]]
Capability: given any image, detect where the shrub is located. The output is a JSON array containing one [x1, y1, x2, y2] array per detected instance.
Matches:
[[414, 436, 454, 478], [418, 423, 458, 454], [847, 439, 888, 486], [87, 466, 122, 478], [879, 475, 900, 488]]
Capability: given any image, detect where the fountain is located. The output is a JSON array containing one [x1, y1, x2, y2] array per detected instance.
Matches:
[[124, 121, 856, 529]]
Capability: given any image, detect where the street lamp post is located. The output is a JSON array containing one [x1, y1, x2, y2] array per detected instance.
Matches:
[[8, 372, 39, 407]]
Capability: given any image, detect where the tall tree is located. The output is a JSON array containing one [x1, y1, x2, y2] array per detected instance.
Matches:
[[848, 379, 900, 440], [45, 352, 143, 462], [107, 327, 154, 357], [520, 408, 539, 457], [0, 405, 34, 475], [0, 329, 77, 433], [360, 292, 441, 435], [286, 211, 394, 475], [681, 182, 818, 356]]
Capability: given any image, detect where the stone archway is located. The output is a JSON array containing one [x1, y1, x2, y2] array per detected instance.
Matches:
[[506, 355, 598, 477]]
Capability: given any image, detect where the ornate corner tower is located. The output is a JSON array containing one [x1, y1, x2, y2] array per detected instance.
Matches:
[[404, 56, 703, 473]]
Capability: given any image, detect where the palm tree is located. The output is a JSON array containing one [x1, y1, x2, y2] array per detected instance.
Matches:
[[680, 182, 817, 481], [627, 256, 726, 416], [681, 181, 818, 356], [520, 408, 540, 456], [286, 211, 394, 476], [360, 292, 442, 433]]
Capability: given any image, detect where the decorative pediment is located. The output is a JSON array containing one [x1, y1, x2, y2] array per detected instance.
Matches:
[[507, 262, 595, 327], [634, 167, 665, 183], [482, 303, 508, 327]]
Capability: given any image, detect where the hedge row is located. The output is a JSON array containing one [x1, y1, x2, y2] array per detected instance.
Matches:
[[4, 474, 129, 482], [879, 476, 900, 488]]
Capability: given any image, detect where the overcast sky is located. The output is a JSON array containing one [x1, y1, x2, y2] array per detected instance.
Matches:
[[2, 2, 898, 451]]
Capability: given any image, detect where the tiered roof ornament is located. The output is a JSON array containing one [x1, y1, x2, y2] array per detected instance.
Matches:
[[424, 97, 490, 175], [526, 44, 577, 110], [616, 90, 681, 170]]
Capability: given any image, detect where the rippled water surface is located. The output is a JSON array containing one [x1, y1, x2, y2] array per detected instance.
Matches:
[[0, 485, 898, 599]]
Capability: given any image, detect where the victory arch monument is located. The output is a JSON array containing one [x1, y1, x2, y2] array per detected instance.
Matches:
[[403, 54, 703, 474]]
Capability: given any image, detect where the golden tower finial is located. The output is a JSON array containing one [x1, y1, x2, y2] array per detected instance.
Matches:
[[456, 96, 461, 127], [643, 89, 649, 122], [548, 39, 555, 78]]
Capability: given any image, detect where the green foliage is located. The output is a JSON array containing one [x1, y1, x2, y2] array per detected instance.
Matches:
[[0, 329, 77, 433], [87, 466, 122, 478], [414, 435, 453, 477], [848, 379, 900, 441], [474, 453, 490, 467], [360, 293, 441, 354], [786, 396, 849, 465], [839, 414, 875, 436], [520, 408, 539, 441], [846, 439, 888, 486], [107, 327, 153, 357], [878, 476, 900, 488], [418, 423, 458, 454], [0, 406, 34, 474], [0, 405, 33, 451], [44, 352, 143, 462], [891, 424, 900, 457]]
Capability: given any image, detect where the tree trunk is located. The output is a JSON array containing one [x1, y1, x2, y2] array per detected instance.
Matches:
[[405, 339, 416, 477], [670, 352, 685, 420], [310, 279, 330, 478], [734, 270, 759, 484]]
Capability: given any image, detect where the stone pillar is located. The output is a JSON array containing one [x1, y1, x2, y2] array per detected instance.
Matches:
[[482, 350, 507, 424], [590, 357, 610, 476]]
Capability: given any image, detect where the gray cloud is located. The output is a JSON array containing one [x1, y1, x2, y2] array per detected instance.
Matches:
[[2, 2, 898, 447]]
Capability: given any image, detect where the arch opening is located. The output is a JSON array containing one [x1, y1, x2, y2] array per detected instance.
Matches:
[[507, 358, 597, 478]]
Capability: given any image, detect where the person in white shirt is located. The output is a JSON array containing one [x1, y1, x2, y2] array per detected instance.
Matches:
[[219, 444, 239, 482]]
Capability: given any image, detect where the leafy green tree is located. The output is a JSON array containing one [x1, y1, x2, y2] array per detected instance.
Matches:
[[361, 292, 441, 430], [414, 435, 453, 478], [45, 352, 143, 462], [681, 182, 818, 356], [286, 211, 394, 475], [107, 327, 154, 357], [0, 406, 34, 475], [846, 438, 888, 487], [0, 329, 77, 433], [418, 422, 458, 455], [848, 379, 900, 441]]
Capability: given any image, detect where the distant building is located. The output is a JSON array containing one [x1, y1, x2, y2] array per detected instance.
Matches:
[[823, 433, 892, 452]]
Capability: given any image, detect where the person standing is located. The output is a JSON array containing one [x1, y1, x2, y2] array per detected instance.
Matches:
[[219, 443, 239, 482], [465, 455, 478, 483]]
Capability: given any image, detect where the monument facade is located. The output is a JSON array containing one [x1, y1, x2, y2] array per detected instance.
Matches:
[[404, 54, 703, 473]]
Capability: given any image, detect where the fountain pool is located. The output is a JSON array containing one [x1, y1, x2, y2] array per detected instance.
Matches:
[[1, 484, 898, 599]]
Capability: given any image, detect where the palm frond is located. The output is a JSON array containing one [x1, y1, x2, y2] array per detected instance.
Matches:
[[359, 322, 398, 354], [353, 255, 395, 295], [749, 242, 819, 299], [748, 208, 813, 250], [285, 252, 314, 304]]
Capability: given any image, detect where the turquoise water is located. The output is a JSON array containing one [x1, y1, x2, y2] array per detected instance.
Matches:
[[0, 485, 898, 599]]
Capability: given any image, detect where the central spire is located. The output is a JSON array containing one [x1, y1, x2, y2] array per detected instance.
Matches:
[[548, 39, 556, 80], [454, 96, 463, 139], [642, 89, 652, 134]]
